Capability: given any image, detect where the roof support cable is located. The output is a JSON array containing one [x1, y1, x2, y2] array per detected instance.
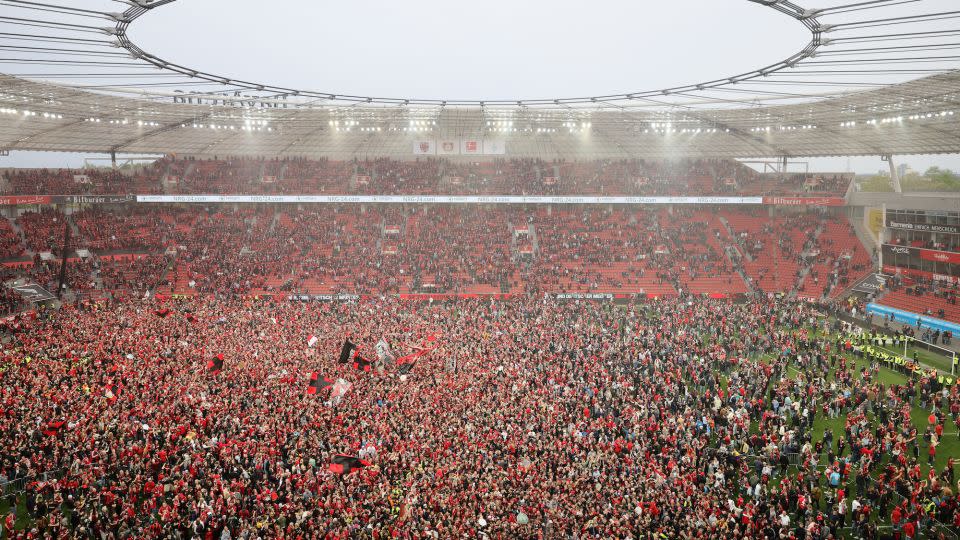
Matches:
[[827, 29, 960, 44], [815, 0, 921, 17], [827, 11, 960, 32], [0, 32, 115, 46], [0, 1, 114, 21], [816, 43, 960, 56], [0, 45, 132, 57], [0, 16, 108, 34]]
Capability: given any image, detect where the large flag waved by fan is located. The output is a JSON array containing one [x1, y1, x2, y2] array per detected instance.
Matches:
[[376, 338, 396, 364], [206, 353, 224, 374], [352, 355, 372, 372], [307, 372, 333, 395], [338, 339, 357, 364], [307, 335, 319, 348], [329, 378, 352, 406], [397, 334, 440, 374], [328, 454, 370, 475]]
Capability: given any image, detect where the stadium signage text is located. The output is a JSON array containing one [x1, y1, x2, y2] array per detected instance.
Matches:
[[554, 293, 614, 300], [852, 273, 886, 294], [51, 195, 135, 205], [883, 265, 960, 285], [883, 244, 960, 264], [0, 195, 849, 207], [287, 294, 360, 302], [760, 196, 846, 206], [886, 220, 960, 235], [136, 195, 770, 205], [0, 195, 51, 205]]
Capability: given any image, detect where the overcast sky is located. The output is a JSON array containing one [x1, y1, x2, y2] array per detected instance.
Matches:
[[2, 0, 959, 172], [131, 0, 807, 102]]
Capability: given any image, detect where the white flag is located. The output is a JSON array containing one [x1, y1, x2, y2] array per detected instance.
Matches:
[[376, 338, 395, 363], [413, 141, 436, 155], [329, 378, 352, 407]]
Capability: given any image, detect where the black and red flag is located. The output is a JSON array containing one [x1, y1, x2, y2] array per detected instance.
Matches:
[[338, 339, 357, 364], [328, 454, 370, 475], [397, 354, 418, 375], [352, 355, 372, 372], [307, 372, 334, 395], [395, 334, 440, 375], [154, 308, 171, 318], [42, 420, 65, 437], [206, 353, 224, 374]]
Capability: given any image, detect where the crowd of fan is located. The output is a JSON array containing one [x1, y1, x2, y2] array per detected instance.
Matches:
[[1, 158, 852, 198], [72, 209, 173, 253], [96, 255, 169, 299], [0, 296, 957, 539], [16, 210, 67, 256], [0, 206, 875, 301], [0, 221, 23, 261]]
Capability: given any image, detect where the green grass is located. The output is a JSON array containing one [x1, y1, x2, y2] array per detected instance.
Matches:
[[0, 496, 30, 537], [864, 337, 956, 374], [762, 348, 960, 535], [804, 351, 960, 475]]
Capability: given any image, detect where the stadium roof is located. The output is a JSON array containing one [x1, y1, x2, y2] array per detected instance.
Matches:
[[0, 0, 958, 159]]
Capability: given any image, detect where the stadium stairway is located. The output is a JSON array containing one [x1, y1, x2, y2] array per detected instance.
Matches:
[[267, 210, 281, 234], [6, 216, 24, 254], [850, 217, 879, 264], [791, 224, 825, 299], [157, 159, 175, 193], [66, 214, 81, 250]]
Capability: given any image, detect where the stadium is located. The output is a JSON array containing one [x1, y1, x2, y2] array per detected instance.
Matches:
[[0, 0, 960, 538]]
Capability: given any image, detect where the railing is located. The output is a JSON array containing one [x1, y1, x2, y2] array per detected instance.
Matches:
[[0, 467, 67, 497], [832, 308, 956, 375]]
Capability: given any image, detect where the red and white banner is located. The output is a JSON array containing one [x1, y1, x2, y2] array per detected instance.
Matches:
[[356, 175, 371, 185], [413, 141, 436, 155], [762, 196, 846, 206], [0, 196, 51, 205], [461, 140, 481, 155], [262, 175, 277, 184], [882, 265, 960, 285], [543, 177, 557, 186], [920, 248, 960, 264], [409, 138, 504, 156], [437, 140, 459, 155]]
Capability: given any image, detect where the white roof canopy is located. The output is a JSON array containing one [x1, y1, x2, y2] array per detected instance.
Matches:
[[0, 0, 957, 159]]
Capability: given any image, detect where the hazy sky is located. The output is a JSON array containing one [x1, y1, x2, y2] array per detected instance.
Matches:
[[2, 0, 959, 172], [131, 0, 807, 101]]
